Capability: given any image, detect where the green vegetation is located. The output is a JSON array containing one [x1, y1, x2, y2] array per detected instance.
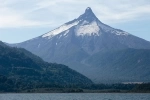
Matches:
[[0, 41, 92, 92], [84, 83, 150, 93], [0, 75, 149, 93]]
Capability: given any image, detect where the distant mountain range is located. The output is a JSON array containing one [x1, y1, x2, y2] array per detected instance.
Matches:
[[11, 7, 150, 83], [0, 41, 92, 92]]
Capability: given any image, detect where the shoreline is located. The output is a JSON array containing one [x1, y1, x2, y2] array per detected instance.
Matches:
[[0, 89, 150, 93]]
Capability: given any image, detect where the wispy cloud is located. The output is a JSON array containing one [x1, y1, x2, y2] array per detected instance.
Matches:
[[0, 0, 150, 28], [0, 8, 44, 28], [0, 0, 51, 28], [94, 0, 150, 23]]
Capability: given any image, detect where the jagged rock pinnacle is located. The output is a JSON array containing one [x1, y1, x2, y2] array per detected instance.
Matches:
[[78, 7, 98, 22], [85, 7, 93, 13]]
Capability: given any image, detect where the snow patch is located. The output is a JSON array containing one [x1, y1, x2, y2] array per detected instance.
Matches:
[[76, 21, 100, 36], [81, 20, 89, 25], [97, 22, 129, 36], [111, 30, 129, 36], [42, 21, 79, 38], [58, 34, 62, 38], [63, 30, 69, 36], [115, 31, 129, 36]]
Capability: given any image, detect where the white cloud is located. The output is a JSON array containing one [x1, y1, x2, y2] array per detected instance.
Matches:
[[0, 0, 150, 28], [93, 1, 150, 23], [0, 0, 53, 28], [0, 7, 40, 28]]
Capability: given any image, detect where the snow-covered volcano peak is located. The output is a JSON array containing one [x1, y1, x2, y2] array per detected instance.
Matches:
[[42, 7, 99, 39], [42, 7, 129, 39]]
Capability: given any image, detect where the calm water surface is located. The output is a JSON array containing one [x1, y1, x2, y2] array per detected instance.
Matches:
[[0, 93, 150, 100]]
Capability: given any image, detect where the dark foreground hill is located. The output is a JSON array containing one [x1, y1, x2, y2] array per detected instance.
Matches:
[[0, 41, 92, 92]]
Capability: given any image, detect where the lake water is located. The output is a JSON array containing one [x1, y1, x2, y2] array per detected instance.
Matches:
[[0, 93, 150, 100]]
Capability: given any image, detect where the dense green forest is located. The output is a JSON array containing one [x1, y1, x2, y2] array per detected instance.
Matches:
[[0, 75, 150, 93], [0, 41, 92, 92]]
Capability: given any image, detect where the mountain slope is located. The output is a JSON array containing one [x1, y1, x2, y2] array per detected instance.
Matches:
[[0, 41, 92, 88], [85, 49, 150, 83], [11, 7, 150, 83]]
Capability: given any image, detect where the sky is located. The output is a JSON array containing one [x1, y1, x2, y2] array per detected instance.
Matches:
[[0, 0, 150, 43]]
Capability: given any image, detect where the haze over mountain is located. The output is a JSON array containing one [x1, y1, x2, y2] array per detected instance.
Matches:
[[12, 7, 150, 83]]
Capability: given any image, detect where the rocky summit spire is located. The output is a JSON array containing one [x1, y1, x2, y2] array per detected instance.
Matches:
[[78, 7, 98, 22], [85, 7, 93, 13]]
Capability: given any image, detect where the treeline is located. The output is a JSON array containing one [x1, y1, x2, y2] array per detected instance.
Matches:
[[0, 75, 150, 93], [83, 83, 150, 93], [0, 75, 88, 93]]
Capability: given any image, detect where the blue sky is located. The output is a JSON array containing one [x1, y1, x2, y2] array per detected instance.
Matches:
[[0, 0, 150, 43]]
